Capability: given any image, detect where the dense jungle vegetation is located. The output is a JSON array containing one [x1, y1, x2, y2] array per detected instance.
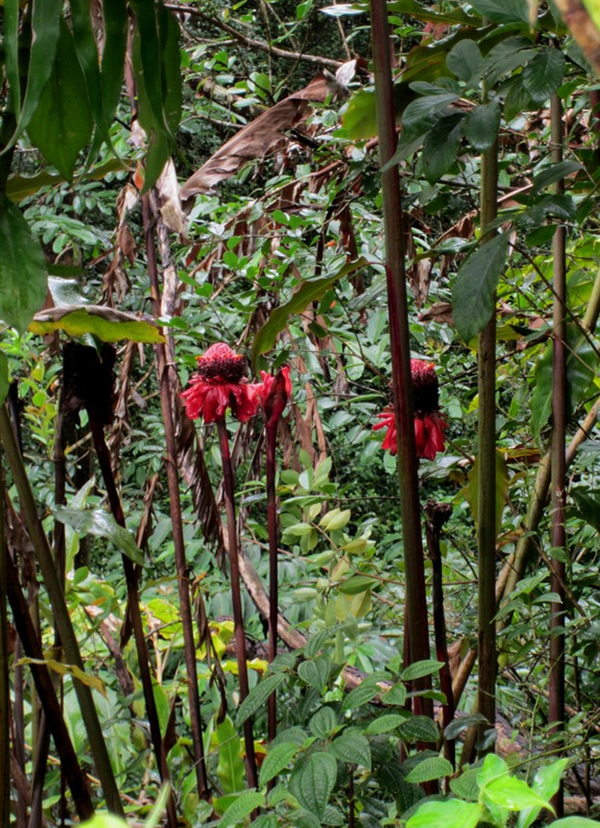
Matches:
[[2, 0, 600, 826]]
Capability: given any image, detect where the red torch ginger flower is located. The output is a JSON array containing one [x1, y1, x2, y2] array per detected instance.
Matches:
[[181, 342, 259, 423], [373, 358, 447, 460], [258, 366, 292, 427]]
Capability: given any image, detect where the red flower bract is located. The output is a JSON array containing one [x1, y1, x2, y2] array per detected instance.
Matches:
[[258, 366, 292, 426], [373, 359, 447, 460], [181, 342, 259, 423]]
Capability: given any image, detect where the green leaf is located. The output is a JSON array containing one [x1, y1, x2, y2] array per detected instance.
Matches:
[[365, 714, 408, 735], [398, 715, 439, 743], [405, 757, 453, 783], [401, 660, 445, 682], [0, 193, 47, 334], [320, 508, 351, 531], [336, 575, 377, 595], [422, 112, 465, 184], [252, 258, 368, 369], [236, 672, 288, 727], [4, 0, 21, 118], [259, 742, 300, 787], [477, 753, 508, 786], [0, 354, 9, 407], [406, 799, 481, 828], [341, 679, 380, 712], [530, 325, 596, 439], [289, 752, 337, 818], [54, 507, 144, 565], [462, 449, 509, 537], [468, 0, 530, 23], [449, 767, 480, 801], [309, 706, 338, 738], [328, 729, 372, 769], [464, 101, 501, 152], [523, 49, 566, 106], [213, 716, 245, 794], [402, 93, 460, 132], [218, 792, 265, 827], [452, 232, 510, 342], [342, 89, 378, 139], [2, 0, 62, 154], [20, 657, 106, 696], [516, 758, 570, 828], [144, 784, 171, 828], [444, 713, 487, 740], [70, 0, 107, 141], [389, 0, 481, 24], [572, 489, 600, 534], [552, 820, 600, 828], [29, 306, 165, 343], [446, 40, 483, 82], [298, 656, 331, 689], [382, 681, 407, 706], [81, 816, 128, 828], [26, 20, 93, 181], [532, 161, 582, 195], [483, 775, 553, 812]]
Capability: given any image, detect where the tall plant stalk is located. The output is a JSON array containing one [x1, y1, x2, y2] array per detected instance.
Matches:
[[143, 194, 209, 798], [0, 405, 124, 816], [477, 106, 499, 753], [549, 91, 567, 818], [0, 454, 10, 826], [216, 419, 258, 788], [266, 419, 279, 743], [369, 0, 432, 712]]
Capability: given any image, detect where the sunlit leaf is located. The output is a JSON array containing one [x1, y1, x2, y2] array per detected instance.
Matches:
[[29, 306, 165, 343]]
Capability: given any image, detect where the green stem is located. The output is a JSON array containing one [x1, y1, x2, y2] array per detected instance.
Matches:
[[369, 0, 432, 715], [0, 404, 124, 816], [217, 420, 258, 789]]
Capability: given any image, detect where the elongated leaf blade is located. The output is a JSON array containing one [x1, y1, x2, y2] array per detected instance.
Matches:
[[259, 742, 300, 787], [218, 792, 265, 828], [289, 752, 337, 817], [453, 232, 509, 342], [54, 507, 144, 565], [29, 306, 165, 343], [236, 672, 287, 727], [405, 757, 453, 783]]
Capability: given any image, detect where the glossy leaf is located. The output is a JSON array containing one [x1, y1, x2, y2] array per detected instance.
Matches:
[[402, 93, 460, 132], [26, 20, 93, 181], [54, 507, 144, 565], [401, 659, 445, 682], [464, 101, 501, 151], [328, 729, 372, 769], [29, 306, 165, 343], [446, 40, 483, 82], [342, 89, 378, 139], [532, 160, 582, 195], [289, 752, 337, 817], [453, 231, 510, 342], [236, 672, 287, 727], [523, 49, 566, 105], [218, 792, 265, 827], [516, 758, 569, 828], [483, 775, 552, 812], [406, 799, 481, 828], [405, 757, 453, 783], [552, 820, 600, 828], [422, 112, 465, 183], [251, 258, 368, 369], [0, 193, 47, 334]]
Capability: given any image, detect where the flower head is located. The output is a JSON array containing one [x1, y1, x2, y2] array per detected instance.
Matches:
[[181, 342, 259, 423], [373, 358, 447, 460], [258, 366, 292, 427]]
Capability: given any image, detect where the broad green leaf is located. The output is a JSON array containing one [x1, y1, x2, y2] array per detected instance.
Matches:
[[398, 715, 439, 743], [26, 20, 93, 181], [382, 681, 407, 706], [81, 816, 128, 828], [341, 679, 380, 711], [309, 706, 338, 738], [464, 101, 501, 152], [468, 0, 530, 23], [444, 713, 487, 740], [483, 775, 553, 812], [532, 160, 582, 195], [304, 628, 335, 658], [422, 112, 465, 183], [446, 40, 483, 82], [405, 756, 453, 783], [530, 325, 596, 439], [407, 799, 481, 828], [5, 0, 21, 118], [259, 742, 300, 787], [70, 0, 107, 140], [342, 89, 378, 139], [6, 158, 129, 202], [54, 507, 144, 565], [0, 354, 9, 406], [251, 816, 278, 828], [572, 488, 600, 534], [0, 193, 47, 334], [389, 0, 482, 24], [523, 49, 566, 105], [328, 729, 371, 769], [236, 672, 287, 727], [29, 306, 165, 343], [401, 660, 445, 682], [218, 792, 265, 827], [213, 716, 245, 794], [517, 758, 570, 828], [2, 0, 62, 153], [20, 658, 106, 697], [552, 820, 600, 827], [289, 752, 337, 818], [298, 656, 331, 689], [449, 767, 480, 801], [251, 257, 368, 368], [402, 93, 460, 131], [144, 784, 171, 828], [365, 714, 408, 735], [461, 449, 509, 537], [320, 508, 351, 531], [453, 232, 510, 342], [477, 753, 508, 786], [336, 575, 377, 595]]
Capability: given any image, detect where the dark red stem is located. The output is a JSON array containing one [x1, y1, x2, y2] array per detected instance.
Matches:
[[266, 421, 279, 743]]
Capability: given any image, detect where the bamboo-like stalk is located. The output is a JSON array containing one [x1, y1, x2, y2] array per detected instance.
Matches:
[[87, 413, 178, 828], [0, 405, 124, 816], [477, 116, 499, 753], [216, 420, 258, 788], [266, 420, 279, 743], [142, 194, 209, 798], [549, 91, 567, 818], [369, 0, 432, 713], [0, 452, 10, 825]]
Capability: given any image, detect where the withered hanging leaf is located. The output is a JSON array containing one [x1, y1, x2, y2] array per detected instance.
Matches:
[[30, 305, 165, 343], [180, 73, 341, 200]]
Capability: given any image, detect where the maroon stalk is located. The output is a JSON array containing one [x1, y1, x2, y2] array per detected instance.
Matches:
[[266, 418, 279, 744], [216, 419, 258, 788], [369, 0, 432, 710]]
